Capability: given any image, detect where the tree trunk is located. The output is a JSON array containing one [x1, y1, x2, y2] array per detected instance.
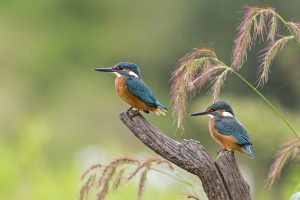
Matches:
[[120, 110, 251, 200]]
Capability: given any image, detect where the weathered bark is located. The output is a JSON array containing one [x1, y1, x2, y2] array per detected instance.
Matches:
[[120, 110, 251, 200]]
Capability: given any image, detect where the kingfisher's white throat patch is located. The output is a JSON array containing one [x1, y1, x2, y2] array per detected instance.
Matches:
[[223, 111, 234, 117], [129, 71, 139, 78], [208, 114, 214, 118], [112, 72, 121, 77]]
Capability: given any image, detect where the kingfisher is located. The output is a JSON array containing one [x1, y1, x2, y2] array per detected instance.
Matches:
[[95, 62, 167, 115], [190, 101, 254, 159]]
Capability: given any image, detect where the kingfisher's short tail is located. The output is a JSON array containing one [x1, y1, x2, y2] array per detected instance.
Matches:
[[154, 101, 168, 116], [243, 145, 255, 159]]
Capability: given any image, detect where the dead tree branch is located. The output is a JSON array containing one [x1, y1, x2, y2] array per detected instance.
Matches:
[[120, 110, 251, 200]]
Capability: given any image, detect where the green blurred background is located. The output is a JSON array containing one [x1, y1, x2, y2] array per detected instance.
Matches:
[[1, 0, 300, 199]]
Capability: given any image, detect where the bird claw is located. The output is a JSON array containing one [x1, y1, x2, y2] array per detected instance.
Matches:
[[217, 148, 234, 155], [217, 148, 225, 154], [217, 148, 230, 154], [127, 108, 140, 118], [126, 107, 133, 112]]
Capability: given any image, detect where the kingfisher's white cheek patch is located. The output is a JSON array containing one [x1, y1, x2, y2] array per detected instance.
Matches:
[[223, 111, 234, 117], [208, 114, 214, 118], [112, 72, 121, 77], [129, 71, 139, 78]]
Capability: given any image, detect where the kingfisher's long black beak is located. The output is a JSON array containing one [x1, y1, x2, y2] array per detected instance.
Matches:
[[94, 67, 117, 72], [190, 111, 210, 116]]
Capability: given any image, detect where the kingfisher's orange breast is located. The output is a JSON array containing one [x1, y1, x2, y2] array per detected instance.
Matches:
[[208, 118, 240, 151], [114, 76, 156, 111], [208, 118, 253, 158]]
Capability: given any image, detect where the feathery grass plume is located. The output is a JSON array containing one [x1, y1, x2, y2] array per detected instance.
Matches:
[[132, 158, 173, 200], [232, 6, 276, 69], [254, 9, 266, 41], [96, 157, 138, 186], [209, 68, 230, 102], [80, 157, 173, 200], [191, 61, 226, 88], [172, 48, 217, 78], [287, 21, 300, 41], [266, 139, 300, 189], [80, 157, 139, 200], [171, 48, 230, 130], [268, 14, 278, 42], [97, 167, 116, 200], [81, 164, 102, 180], [80, 164, 102, 200], [80, 174, 96, 200], [258, 35, 294, 86], [137, 168, 148, 200], [171, 48, 216, 128], [112, 168, 125, 190], [128, 158, 173, 181], [97, 157, 139, 200]]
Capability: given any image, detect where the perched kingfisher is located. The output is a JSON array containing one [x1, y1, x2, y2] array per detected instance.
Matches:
[[95, 62, 168, 115], [190, 101, 254, 159]]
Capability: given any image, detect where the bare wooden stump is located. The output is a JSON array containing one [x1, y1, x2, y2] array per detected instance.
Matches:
[[120, 110, 251, 200]]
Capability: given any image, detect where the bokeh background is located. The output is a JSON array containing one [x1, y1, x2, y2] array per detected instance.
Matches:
[[1, 0, 300, 199]]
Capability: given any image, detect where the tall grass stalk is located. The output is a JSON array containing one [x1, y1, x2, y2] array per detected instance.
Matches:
[[275, 12, 300, 48], [227, 67, 300, 140], [216, 58, 300, 140]]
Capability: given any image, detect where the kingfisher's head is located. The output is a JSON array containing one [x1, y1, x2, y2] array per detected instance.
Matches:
[[190, 101, 235, 118], [95, 62, 140, 78]]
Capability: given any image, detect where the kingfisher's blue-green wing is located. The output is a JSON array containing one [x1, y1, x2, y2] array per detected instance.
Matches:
[[125, 77, 167, 109], [214, 117, 252, 146]]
